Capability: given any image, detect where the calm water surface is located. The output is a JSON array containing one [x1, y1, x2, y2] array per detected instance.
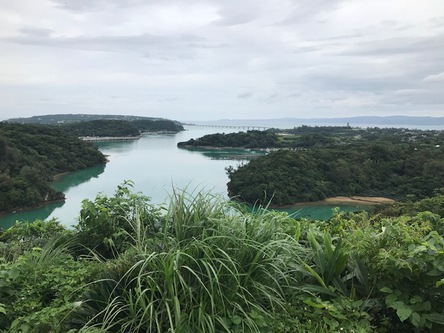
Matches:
[[1, 126, 369, 228]]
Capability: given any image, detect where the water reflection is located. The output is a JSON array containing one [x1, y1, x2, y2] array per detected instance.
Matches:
[[0, 164, 106, 229], [52, 164, 106, 192], [93, 139, 138, 153], [178, 147, 267, 160], [0, 201, 65, 229]]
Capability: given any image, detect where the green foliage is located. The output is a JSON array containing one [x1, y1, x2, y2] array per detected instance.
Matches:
[[75, 181, 162, 258], [0, 236, 96, 332], [70, 189, 302, 333], [132, 119, 183, 133], [0, 122, 106, 212], [59, 119, 183, 137], [381, 287, 444, 330], [0, 219, 70, 261], [227, 141, 444, 206], [178, 130, 279, 148], [376, 188, 444, 218], [7, 113, 184, 132], [60, 120, 140, 138], [1, 184, 444, 332]]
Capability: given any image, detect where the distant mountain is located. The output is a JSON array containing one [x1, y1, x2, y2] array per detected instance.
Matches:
[[189, 116, 444, 128], [7, 114, 182, 125]]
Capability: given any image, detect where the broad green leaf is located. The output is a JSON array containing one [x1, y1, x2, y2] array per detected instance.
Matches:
[[396, 306, 412, 322], [410, 295, 422, 304], [380, 287, 393, 293], [385, 293, 398, 306], [410, 312, 421, 328], [424, 313, 444, 325]]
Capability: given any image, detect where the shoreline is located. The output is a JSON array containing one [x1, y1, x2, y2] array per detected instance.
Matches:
[[80, 135, 141, 141], [0, 198, 66, 217], [53, 172, 70, 181], [280, 196, 396, 208], [178, 144, 271, 151]]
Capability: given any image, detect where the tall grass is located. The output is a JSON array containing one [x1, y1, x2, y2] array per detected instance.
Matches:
[[71, 189, 304, 332]]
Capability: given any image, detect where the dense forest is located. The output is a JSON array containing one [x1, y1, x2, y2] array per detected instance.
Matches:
[[179, 126, 443, 149], [8, 114, 185, 138], [178, 130, 279, 148], [8, 113, 167, 124], [178, 126, 444, 206], [59, 119, 141, 138], [0, 122, 106, 212], [0, 184, 443, 332], [48, 119, 183, 138], [133, 119, 184, 133], [182, 127, 443, 206], [227, 143, 444, 205]]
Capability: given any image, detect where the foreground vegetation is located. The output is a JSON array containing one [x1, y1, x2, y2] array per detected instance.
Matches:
[[0, 122, 106, 212], [0, 183, 443, 332]]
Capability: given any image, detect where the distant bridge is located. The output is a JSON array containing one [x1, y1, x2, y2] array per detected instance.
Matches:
[[185, 123, 271, 131]]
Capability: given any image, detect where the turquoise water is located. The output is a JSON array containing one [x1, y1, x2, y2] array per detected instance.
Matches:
[[0, 126, 369, 228]]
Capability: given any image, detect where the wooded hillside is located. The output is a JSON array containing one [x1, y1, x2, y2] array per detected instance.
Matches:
[[0, 122, 106, 212]]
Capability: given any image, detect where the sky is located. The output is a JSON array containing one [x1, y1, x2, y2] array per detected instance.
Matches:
[[1, 0, 443, 122]]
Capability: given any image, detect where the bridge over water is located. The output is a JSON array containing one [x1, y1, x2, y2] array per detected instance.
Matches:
[[185, 123, 271, 131]]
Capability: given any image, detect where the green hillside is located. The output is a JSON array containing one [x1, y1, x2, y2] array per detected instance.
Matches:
[[0, 122, 106, 212]]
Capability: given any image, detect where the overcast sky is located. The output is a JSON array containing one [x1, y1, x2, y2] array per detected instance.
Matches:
[[1, 0, 443, 121]]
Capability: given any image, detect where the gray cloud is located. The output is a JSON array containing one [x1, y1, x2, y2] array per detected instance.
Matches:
[[336, 34, 444, 57], [4, 28, 214, 60], [50, 0, 147, 12], [277, 0, 345, 25], [237, 91, 253, 99]]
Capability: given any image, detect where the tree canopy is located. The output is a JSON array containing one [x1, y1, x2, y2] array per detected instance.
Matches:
[[0, 122, 106, 212], [215, 127, 444, 206]]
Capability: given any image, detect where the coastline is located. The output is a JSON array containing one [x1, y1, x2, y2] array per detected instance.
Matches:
[[178, 144, 272, 151], [0, 198, 66, 217], [282, 196, 395, 208], [80, 135, 141, 141], [53, 172, 70, 181], [80, 130, 182, 141]]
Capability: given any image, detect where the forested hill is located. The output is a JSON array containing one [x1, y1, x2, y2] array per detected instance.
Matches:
[[178, 130, 279, 148], [0, 122, 106, 212], [59, 119, 184, 138], [59, 120, 141, 138], [8, 114, 171, 125], [221, 127, 444, 206], [8, 114, 185, 137], [179, 126, 443, 149]]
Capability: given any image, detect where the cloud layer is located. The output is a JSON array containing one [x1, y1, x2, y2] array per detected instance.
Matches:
[[1, 0, 443, 121]]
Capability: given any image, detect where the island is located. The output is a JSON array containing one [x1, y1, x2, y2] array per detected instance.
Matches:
[[8, 114, 185, 140], [178, 126, 444, 206]]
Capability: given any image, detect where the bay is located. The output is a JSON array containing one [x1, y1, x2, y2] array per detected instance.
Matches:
[[1, 127, 266, 228], [2, 122, 417, 229]]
